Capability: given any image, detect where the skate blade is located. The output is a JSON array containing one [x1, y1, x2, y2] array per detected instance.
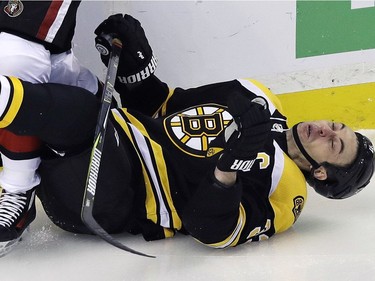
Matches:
[[0, 236, 22, 257], [0, 226, 29, 257]]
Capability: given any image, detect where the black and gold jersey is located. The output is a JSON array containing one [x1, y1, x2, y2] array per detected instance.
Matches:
[[0, 75, 307, 246], [110, 78, 307, 246]]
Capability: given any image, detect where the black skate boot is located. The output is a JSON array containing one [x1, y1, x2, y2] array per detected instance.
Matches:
[[0, 188, 36, 257]]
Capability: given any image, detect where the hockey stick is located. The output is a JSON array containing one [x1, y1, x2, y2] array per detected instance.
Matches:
[[81, 36, 155, 258]]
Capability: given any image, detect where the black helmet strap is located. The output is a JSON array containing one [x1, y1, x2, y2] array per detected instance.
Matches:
[[292, 124, 321, 169]]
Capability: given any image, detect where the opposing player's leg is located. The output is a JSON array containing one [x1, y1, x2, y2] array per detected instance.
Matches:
[[50, 49, 99, 95], [0, 32, 51, 83], [0, 132, 42, 257], [0, 32, 51, 255], [3, 77, 99, 149], [0, 77, 99, 256], [0, 2, 97, 257], [0, 187, 36, 257]]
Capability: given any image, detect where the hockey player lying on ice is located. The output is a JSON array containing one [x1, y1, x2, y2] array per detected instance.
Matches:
[[0, 14, 373, 256]]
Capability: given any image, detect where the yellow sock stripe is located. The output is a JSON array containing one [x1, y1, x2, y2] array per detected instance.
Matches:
[[0, 76, 24, 128]]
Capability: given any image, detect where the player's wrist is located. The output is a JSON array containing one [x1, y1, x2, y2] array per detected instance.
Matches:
[[214, 167, 237, 187]]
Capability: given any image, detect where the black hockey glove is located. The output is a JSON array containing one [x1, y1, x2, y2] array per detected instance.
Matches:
[[216, 93, 272, 172], [94, 14, 157, 84]]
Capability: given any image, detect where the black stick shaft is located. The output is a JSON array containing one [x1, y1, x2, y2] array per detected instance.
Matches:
[[81, 37, 155, 258]]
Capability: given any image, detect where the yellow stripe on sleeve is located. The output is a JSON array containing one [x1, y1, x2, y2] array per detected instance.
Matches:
[[111, 110, 158, 223], [112, 109, 182, 230]]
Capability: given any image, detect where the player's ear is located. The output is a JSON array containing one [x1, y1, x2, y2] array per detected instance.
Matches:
[[312, 166, 328, 180]]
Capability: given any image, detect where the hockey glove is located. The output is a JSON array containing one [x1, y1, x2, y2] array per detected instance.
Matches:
[[94, 14, 157, 84], [216, 93, 271, 172]]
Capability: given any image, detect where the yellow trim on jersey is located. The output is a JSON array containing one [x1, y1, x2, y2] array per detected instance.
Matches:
[[269, 152, 307, 233], [206, 203, 247, 248], [123, 110, 181, 228], [112, 109, 182, 230], [246, 78, 284, 114], [112, 110, 158, 221], [163, 228, 175, 238], [0, 77, 24, 128], [159, 88, 175, 117]]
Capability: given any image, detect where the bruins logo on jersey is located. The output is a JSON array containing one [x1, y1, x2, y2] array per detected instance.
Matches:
[[164, 104, 232, 157], [292, 196, 305, 222]]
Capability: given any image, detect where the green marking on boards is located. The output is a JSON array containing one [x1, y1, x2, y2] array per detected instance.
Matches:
[[296, 0, 375, 58]]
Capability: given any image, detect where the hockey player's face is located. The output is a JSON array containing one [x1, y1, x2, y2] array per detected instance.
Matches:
[[295, 121, 358, 168]]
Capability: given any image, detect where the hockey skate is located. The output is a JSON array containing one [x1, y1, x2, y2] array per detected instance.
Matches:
[[0, 187, 36, 257]]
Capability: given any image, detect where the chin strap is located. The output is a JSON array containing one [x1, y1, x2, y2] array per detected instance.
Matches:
[[292, 123, 320, 169]]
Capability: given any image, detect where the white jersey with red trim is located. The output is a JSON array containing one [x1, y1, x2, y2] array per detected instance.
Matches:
[[0, 0, 81, 53]]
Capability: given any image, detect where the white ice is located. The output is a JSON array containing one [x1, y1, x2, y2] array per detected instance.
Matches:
[[1, 131, 375, 281]]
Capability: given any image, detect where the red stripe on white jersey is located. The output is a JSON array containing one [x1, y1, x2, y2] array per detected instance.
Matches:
[[36, 0, 72, 43]]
